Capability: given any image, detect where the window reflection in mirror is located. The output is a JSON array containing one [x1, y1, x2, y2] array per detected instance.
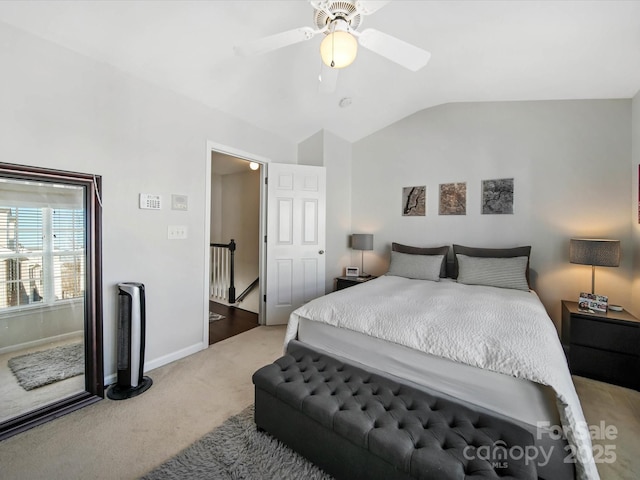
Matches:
[[0, 164, 102, 440], [0, 180, 85, 421]]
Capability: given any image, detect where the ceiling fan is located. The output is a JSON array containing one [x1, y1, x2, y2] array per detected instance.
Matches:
[[233, 0, 431, 93]]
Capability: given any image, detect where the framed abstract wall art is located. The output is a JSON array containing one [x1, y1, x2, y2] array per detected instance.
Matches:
[[402, 186, 426, 216], [482, 178, 514, 214], [439, 182, 466, 215]]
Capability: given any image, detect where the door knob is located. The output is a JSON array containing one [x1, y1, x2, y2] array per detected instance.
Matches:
[[319, 250, 325, 254]]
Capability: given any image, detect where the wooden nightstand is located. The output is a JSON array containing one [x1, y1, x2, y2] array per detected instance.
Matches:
[[561, 300, 639, 390], [335, 276, 376, 291]]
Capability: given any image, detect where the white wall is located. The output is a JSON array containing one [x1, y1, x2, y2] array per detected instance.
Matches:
[[352, 100, 633, 330], [221, 169, 260, 302], [0, 22, 296, 379], [632, 91, 640, 316], [0, 302, 83, 353], [299, 130, 352, 293], [220, 170, 260, 266], [298, 131, 324, 167], [323, 131, 353, 292], [210, 173, 223, 244]]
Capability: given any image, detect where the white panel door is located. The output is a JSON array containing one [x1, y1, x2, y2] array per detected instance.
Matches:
[[265, 163, 326, 325]]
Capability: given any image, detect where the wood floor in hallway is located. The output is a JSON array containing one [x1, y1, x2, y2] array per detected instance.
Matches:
[[208, 301, 259, 345]]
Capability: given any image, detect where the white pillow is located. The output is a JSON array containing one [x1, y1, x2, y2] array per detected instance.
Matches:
[[387, 251, 443, 281], [456, 254, 530, 291]]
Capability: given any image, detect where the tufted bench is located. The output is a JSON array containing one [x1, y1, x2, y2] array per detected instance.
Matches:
[[253, 341, 538, 480]]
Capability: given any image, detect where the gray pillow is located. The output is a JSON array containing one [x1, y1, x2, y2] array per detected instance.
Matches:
[[456, 254, 530, 291], [452, 244, 531, 284], [387, 251, 443, 281], [391, 243, 449, 278]]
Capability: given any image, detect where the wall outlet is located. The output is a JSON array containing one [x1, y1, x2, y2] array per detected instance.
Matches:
[[168, 225, 188, 240]]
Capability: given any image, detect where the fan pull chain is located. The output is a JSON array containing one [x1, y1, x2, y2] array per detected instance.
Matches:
[[330, 21, 335, 68]]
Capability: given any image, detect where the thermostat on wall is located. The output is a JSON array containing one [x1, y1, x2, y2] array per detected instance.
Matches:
[[139, 193, 162, 210], [171, 194, 188, 211]]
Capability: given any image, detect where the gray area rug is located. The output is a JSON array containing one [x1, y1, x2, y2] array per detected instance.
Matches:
[[8, 342, 84, 391], [141, 405, 333, 480]]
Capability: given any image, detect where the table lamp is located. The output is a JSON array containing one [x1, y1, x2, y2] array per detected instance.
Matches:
[[351, 234, 373, 278], [569, 238, 620, 294]]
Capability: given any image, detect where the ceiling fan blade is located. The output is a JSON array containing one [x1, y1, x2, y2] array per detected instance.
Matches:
[[356, 28, 431, 71], [354, 1, 391, 16], [234, 27, 318, 57], [318, 62, 339, 94]]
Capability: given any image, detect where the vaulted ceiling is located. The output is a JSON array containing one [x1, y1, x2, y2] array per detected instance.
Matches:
[[1, 1, 639, 144]]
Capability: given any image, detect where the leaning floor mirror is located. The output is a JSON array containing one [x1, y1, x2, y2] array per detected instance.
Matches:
[[0, 163, 103, 440]]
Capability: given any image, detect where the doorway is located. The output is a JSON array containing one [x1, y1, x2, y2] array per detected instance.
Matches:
[[208, 151, 263, 344], [203, 143, 327, 345]]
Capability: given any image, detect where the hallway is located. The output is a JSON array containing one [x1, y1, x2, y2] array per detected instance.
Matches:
[[208, 301, 258, 345]]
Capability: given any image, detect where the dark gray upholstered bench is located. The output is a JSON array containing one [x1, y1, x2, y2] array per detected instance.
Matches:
[[253, 341, 538, 480]]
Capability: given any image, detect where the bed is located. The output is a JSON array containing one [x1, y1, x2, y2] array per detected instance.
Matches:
[[284, 243, 599, 480]]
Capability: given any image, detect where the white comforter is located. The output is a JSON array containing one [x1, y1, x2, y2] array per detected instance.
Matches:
[[285, 275, 599, 480]]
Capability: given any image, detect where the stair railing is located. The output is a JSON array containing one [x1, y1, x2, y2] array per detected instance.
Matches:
[[235, 277, 259, 304], [210, 239, 236, 303]]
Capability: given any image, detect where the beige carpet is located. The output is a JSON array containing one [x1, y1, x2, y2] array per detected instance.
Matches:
[[0, 324, 638, 480], [0, 326, 286, 480]]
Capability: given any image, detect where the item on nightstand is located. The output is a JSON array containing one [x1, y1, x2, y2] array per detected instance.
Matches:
[[569, 238, 620, 295], [577, 292, 608, 313], [609, 305, 623, 312], [351, 233, 373, 278], [345, 266, 359, 277]]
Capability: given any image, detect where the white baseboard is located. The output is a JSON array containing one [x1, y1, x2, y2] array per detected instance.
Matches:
[[103, 341, 207, 387], [145, 342, 206, 372], [0, 330, 83, 356]]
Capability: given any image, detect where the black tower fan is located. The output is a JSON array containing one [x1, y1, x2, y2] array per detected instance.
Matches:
[[107, 282, 152, 400]]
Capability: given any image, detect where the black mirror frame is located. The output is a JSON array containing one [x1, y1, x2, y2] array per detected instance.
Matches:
[[0, 163, 103, 440]]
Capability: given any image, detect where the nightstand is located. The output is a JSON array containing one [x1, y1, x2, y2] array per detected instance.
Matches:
[[561, 300, 639, 390], [335, 276, 376, 291]]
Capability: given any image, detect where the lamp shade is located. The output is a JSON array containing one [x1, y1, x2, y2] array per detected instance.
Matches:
[[569, 239, 620, 267], [352, 233, 373, 251]]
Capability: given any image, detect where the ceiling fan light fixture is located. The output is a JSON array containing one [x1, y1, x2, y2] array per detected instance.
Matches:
[[320, 30, 358, 69]]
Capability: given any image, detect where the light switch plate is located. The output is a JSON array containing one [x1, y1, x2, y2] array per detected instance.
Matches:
[[168, 225, 188, 240]]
